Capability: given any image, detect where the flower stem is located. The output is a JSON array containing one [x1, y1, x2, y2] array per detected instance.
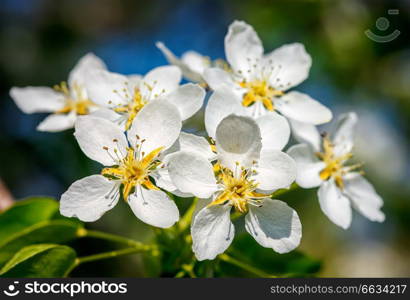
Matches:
[[77, 228, 144, 248], [219, 254, 276, 278], [77, 246, 151, 265], [178, 197, 198, 232]]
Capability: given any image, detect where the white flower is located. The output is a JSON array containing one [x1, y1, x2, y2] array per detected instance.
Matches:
[[203, 21, 332, 148], [288, 112, 385, 229], [85, 65, 205, 130], [156, 42, 228, 84], [10, 53, 106, 132], [167, 115, 301, 260], [60, 100, 182, 228]]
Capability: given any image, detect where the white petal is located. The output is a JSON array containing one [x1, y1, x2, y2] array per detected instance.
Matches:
[[173, 132, 216, 161], [256, 112, 290, 151], [204, 88, 245, 139], [245, 199, 301, 253], [60, 175, 118, 222], [128, 186, 179, 228], [85, 69, 129, 107], [343, 173, 385, 222], [140, 65, 181, 100], [181, 51, 209, 75], [127, 74, 143, 91], [68, 53, 107, 88], [152, 167, 193, 198], [287, 144, 325, 188], [37, 113, 76, 132], [224, 20, 263, 76], [90, 108, 123, 125], [318, 180, 352, 229], [191, 205, 234, 260], [331, 112, 358, 156], [74, 116, 128, 166], [128, 100, 182, 154], [253, 150, 296, 192], [216, 115, 262, 170], [167, 151, 218, 199], [289, 119, 321, 151], [203, 68, 237, 91], [10, 86, 65, 114], [156, 42, 204, 83], [276, 91, 332, 125], [265, 43, 311, 90], [165, 83, 205, 120]]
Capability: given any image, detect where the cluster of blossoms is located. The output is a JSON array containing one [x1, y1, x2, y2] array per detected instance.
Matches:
[[10, 21, 384, 260]]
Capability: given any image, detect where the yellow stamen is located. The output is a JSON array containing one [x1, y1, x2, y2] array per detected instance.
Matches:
[[114, 88, 147, 130], [54, 82, 95, 115], [316, 136, 361, 189], [101, 146, 163, 200], [209, 164, 266, 214], [239, 80, 283, 111]]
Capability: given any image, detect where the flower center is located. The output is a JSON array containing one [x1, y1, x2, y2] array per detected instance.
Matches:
[[316, 136, 362, 189], [209, 163, 265, 213], [239, 79, 283, 111], [54, 82, 95, 115], [101, 140, 163, 200], [114, 88, 147, 130]]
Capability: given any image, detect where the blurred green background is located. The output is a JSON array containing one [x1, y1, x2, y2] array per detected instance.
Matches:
[[0, 0, 409, 277]]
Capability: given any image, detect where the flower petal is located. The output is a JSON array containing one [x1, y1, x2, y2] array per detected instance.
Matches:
[[191, 205, 234, 261], [216, 115, 262, 170], [37, 113, 76, 132], [265, 43, 311, 90], [60, 175, 118, 222], [171, 132, 216, 161], [289, 119, 321, 151], [127, 74, 143, 91], [156, 42, 205, 83], [128, 186, 179, 228], [256, 112, 290, 151], [167, 151, 218, 199], [74, 116, 128, 166], [276, 91, 332, 125], [253, 150, 296, 192], [68, 53, 107, 88], [318, 180, 352, 229], [140, 65, 181, 100], [85, 69, 129, 107], [91, 108, 123, 125], [181, 51, 209, 75], [203, 68, 237, 91], [165, 83, 205, 120], [287, 144, 325, 188], [331, 112, 358, 156], [10, 87, 65, 114], [343, 173, 385, 222], [204, 88, 245, 139], [224, 20, 263, 77], [245, 199, 301, 253], [128, 100, 182, 154]]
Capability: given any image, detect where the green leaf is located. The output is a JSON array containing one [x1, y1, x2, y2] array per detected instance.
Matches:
[[0, 197, 59, 243], [0, 244, 77, 277], [0, 219, 82, 267]]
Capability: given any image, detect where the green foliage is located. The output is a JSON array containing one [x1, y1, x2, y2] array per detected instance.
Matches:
[[217, 233, 321, 277], [0, 197, 322, 278], [0, 197, 59, 242], [0, 197, 82, 276], [0, 244, 77, 277]]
